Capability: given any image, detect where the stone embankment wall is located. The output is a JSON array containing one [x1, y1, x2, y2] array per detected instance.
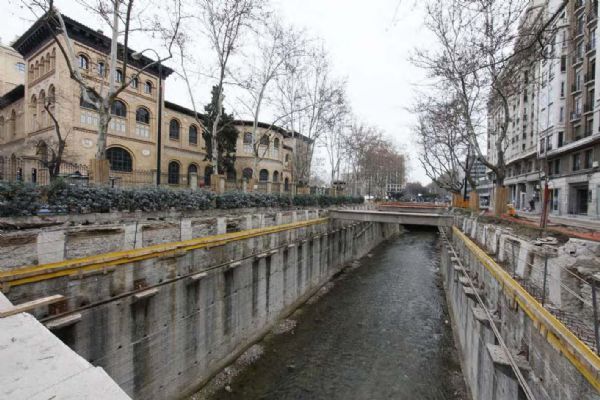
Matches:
[[0, 207, 368, 270], [1, 214, 397, 400], [441, 216, 600, 400]]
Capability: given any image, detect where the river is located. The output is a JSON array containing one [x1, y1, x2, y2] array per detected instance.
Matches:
[[207, 228, 467, 400]]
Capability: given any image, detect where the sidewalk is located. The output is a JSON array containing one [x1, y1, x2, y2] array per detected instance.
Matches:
[[496, 211, 600, 242], [518, 211, 600, 231]]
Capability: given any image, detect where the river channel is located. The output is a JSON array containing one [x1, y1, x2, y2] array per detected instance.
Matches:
[[207, 228, 467, 400]]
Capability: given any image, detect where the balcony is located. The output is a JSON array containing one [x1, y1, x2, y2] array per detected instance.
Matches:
[[572, 56, 584, 67], [587, 41, 596, 54], [575, 0, 585, 14], [571, 111, 582, 122], [588, 9, 598, 24], [571, 83, 583, 93], [584, 102, 595, 114], [585, 72, 596, 84]]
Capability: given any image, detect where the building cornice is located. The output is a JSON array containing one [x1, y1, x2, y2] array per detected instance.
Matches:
[[12, 12, 173, 79]]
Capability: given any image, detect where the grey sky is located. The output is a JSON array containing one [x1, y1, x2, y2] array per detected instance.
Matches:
[[1, 0, 433, 184]]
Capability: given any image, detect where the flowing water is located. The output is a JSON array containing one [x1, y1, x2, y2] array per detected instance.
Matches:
[[207, 229, 467, 400]]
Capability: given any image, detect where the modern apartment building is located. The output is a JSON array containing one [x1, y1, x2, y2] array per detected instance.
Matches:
[[488, 0, 600, 218], [0, 14, 308, 192]]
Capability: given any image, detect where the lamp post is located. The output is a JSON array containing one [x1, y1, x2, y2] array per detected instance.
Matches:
[[132, 49, 163, 185]]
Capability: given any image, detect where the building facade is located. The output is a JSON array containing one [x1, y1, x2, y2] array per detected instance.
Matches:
[[0, 15, 307, 192], [488, 0, 600, 218]]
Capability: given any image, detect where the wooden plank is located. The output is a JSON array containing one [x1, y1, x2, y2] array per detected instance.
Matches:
[[0, 295, 65, 318], [46, 313, 82, 330], [133, 288, 158, 301], [189, 272, 208, 282]]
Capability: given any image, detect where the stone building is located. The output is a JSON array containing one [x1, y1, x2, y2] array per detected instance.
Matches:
[[0, 14, 308, 192], [0, 41, 25, 96], [487, 0, 600, 218]]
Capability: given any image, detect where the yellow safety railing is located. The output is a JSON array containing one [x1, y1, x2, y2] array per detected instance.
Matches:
[[453, 226, 600, 391], [0, 218, 329, 288]]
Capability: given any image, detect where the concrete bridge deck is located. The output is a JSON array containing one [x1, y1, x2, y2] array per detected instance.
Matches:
[[330, 209, 453, 227]]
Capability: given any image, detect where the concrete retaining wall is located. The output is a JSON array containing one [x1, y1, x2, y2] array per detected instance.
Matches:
[[0, 209, 325, 270], [441, 225, 600, 400], [2, 217, 398, 399]]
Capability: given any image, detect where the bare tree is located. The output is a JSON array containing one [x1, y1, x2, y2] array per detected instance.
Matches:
[[188, 0, 266, 175], [276, 43, 346, 186], [414, 0, 566, 214], [235, 20, 306, 179], [320, 96, 349, 185], [23, 0, 183, 168], [413, 94, 472, 194]]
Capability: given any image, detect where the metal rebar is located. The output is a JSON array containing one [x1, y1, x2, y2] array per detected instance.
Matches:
[[542, 255, 548, 306], [591, 280, 600, 356]]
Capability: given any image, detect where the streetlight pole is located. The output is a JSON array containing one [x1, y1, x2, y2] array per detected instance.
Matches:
[[132, 49, 162, 185]]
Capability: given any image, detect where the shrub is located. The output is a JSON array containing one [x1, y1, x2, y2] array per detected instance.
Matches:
[[216, 191, 292, 209], [0, 183, 363, 217], [47, 184, 215, 213], [0, 182, 41, 217]]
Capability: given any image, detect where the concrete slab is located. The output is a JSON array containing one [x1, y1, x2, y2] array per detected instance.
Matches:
[[329, 209, 453, 227], [486, 343, 531, 371], [0, 312, 130, 400]]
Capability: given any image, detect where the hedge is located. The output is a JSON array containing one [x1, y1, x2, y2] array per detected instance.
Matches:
[[0, 181, 364, 216]]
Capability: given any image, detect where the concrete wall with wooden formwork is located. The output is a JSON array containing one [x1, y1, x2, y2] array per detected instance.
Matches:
[[440, 226, 600, 400], [0, 208, 327, 271], [0, 216, 399, 400]]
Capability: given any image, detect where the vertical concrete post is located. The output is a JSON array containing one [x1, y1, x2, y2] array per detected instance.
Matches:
[[243, 215, 253, 230], [124, 223, 142, 249], [266, 181, 272, 194], [180, 218, 193, 241], [37, 230, 65, 264], [216, 217, 227, 234], [275, 212, 283, 225], [242, 179, 248, 193]]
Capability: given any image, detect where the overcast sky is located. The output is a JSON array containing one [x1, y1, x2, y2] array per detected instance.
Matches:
[[1, 0, 433, 184]]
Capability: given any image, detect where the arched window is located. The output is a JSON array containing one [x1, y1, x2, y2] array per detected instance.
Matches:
[[97, 61, 105, 76], [131, 76, 138, 89], [226, 168, 236, 180], [273, 171, 279, 182], [29, 64, 34, 80], [80, 92, 97, 110], [78, 54, 89, 70], [39, 90, 46, 127], [37, 141, 48, 163], [189, 125, 198, 145], [243, 132, 253, 152], [259, 169, 269, 182], [136, 107, 150, 124], [284, 178, 290, 191], [242, 167, 253, 180], [144, 81, 153, 94], [34, 60, 39, 79], [205, 165, 214, 186], [111, 100, 127, 117], [51, 48, 56, 69], [188, 164, 198, 185], [115, 69, 123, 83], [106, 147, 133, 172], [39, 57, 45, 75], [169, 119, 180, 140], [9, 110, 16, 137], [30, 95, 38, 130], [168, 161, 180, 184], [260, 135, 269, 146], [273, 137, 280, 158]]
